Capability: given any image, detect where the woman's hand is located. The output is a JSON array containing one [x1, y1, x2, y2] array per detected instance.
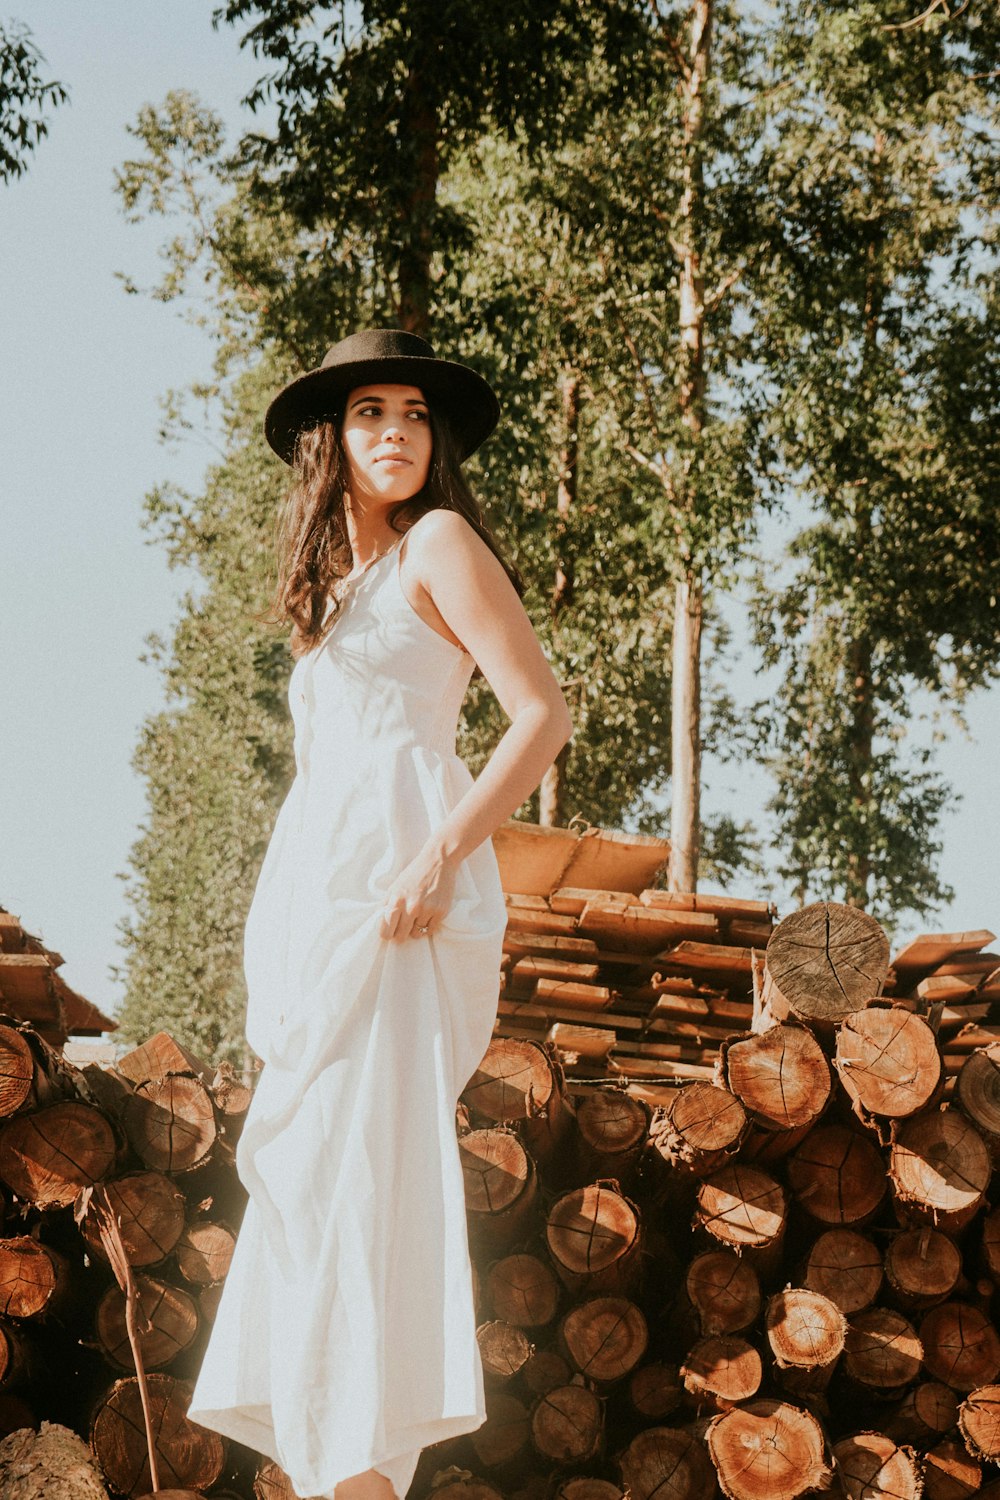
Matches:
[[379, 844, 458, 941]]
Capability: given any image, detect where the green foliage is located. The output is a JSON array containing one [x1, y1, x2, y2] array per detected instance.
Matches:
[[746, 0, 1000, 918], [0, 19, 66, 182]]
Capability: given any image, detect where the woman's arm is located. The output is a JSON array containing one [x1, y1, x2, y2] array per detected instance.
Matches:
[[414, 508, 573, 865]]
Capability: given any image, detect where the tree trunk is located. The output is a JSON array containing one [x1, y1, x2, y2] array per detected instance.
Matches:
[[396, 62, 438, 336], [669, 573, 703, 891], [666, 0, 712, 895], [540, 369, 579, 827]]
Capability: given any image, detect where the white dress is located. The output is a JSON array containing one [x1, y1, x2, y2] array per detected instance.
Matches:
[[187, 521, 508, 1500]]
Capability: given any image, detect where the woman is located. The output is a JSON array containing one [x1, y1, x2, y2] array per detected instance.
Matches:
[[187, 328, 574, 1500]]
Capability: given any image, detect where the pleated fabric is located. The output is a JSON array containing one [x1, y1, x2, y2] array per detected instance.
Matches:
[[187, 527, 508, 1499]]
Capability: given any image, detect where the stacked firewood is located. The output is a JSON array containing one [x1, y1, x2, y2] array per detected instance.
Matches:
[[496, 887, 774, 1100], [419, 899, 1000, 1500], [0, 1021, 254, 1497], [4, 896, 1000, 1500]]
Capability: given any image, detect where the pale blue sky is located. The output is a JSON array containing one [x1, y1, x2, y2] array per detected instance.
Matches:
[[0, 4, 996, 1024]]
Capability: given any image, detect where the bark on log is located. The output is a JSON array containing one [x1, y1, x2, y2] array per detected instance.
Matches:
[[0, 1420, 111, 1499], [706, 1398, 833, 1500], [843, 1309, 924, 1393], [885, 1382, 959, 1445], [650, 1083, 746, 1176], [921, 1302, 1000, 1391], [559, 1295, 647, 1383], [959, 1383, 1000, 1462], [680, 1334, 763, 1412], [545, 1182, 641, 1295], [685, 1249, 761, 1335], [0, 1103, 116, 1208], [831, 1433, 921, 1500], [765, 1289, 846, 1394], [530, 1385, 602, 1465], [801, 1229, 883, 1315], [486, 1253, 560, 1328], [695, 1163, 787, 1253], [89, 1374, 225, 1496], [76, 1170, 187, 1268], [788, 1126, 886, 1226], [121, 1074, 218, 1174], [94, 1272, 199, 1372], [754, 901, 889, 1032], [835, 1005, 942, 1126], [618, 1427, 714, 1500], [721, 1024, 831, 1135], [884, 1228, 962, 1310], [889, 1109, 991, 1233]]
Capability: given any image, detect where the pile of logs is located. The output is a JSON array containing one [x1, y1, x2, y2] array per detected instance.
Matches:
[[432, 899, 1000, 1500], [0, 1022, 253, 1496], [2, 897, 1000, 1500], [494, 882, 1000, 1106]]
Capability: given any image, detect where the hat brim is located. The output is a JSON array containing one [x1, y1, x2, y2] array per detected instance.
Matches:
[[264, 354, 500, 466]]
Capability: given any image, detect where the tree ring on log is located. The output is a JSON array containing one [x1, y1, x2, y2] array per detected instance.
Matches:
[[706, 1397, 832, 1500], [889, 1109, 990, 1232], [762, 901, 889, 1027], [835, 1005, 942, 1122], [801, 1229, 882, 1314]]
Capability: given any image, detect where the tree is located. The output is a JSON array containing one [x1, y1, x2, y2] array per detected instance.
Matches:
[[746, 0, 1000, 922], [112, 77, 681, 1055], [0, 19, 66, 182]]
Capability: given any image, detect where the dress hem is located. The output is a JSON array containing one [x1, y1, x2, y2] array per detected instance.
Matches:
[[186, 1401, 488, 1499]]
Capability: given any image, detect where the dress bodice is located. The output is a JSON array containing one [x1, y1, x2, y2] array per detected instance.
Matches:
[[289, 534, 476, 778]]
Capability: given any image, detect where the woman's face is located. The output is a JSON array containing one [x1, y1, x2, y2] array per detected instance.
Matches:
[[340, 383, 433, 504]]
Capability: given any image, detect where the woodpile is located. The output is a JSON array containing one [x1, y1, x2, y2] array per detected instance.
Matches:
[[0, 907, 117, 1049], [0, 1021, 251, 1497], [1, 818, 999, 1500]]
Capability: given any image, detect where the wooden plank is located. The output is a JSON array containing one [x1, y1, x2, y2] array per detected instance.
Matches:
[[655, 941, 755, 976], [533, 978, 615, 1010], [607, 1055, 716, 1081], [891, 929, 997, 978], [547, 1022, 616, 1060], [550, 886, 642, 915], [943, 1023, 1000, 1055], [646, 1017, 737, 1046], [725, 920, 774, 948], [577, 900, 719, 953], [502, 928, 600, 959], [638, 891, 774, 918], [496, 997, 643, 1032], [499, 907, 579, 938], [512, 956, 602, 984], [915, 975, 976, 1003]]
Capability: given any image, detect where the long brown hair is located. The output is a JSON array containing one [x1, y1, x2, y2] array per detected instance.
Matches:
[[266, 401, 525, 664]]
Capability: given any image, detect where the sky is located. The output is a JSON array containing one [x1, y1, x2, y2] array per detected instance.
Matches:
[[0, 4, 997, 1027]]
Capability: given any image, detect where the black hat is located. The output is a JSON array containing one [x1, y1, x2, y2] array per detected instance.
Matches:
[[264, 328, 501, 466]]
